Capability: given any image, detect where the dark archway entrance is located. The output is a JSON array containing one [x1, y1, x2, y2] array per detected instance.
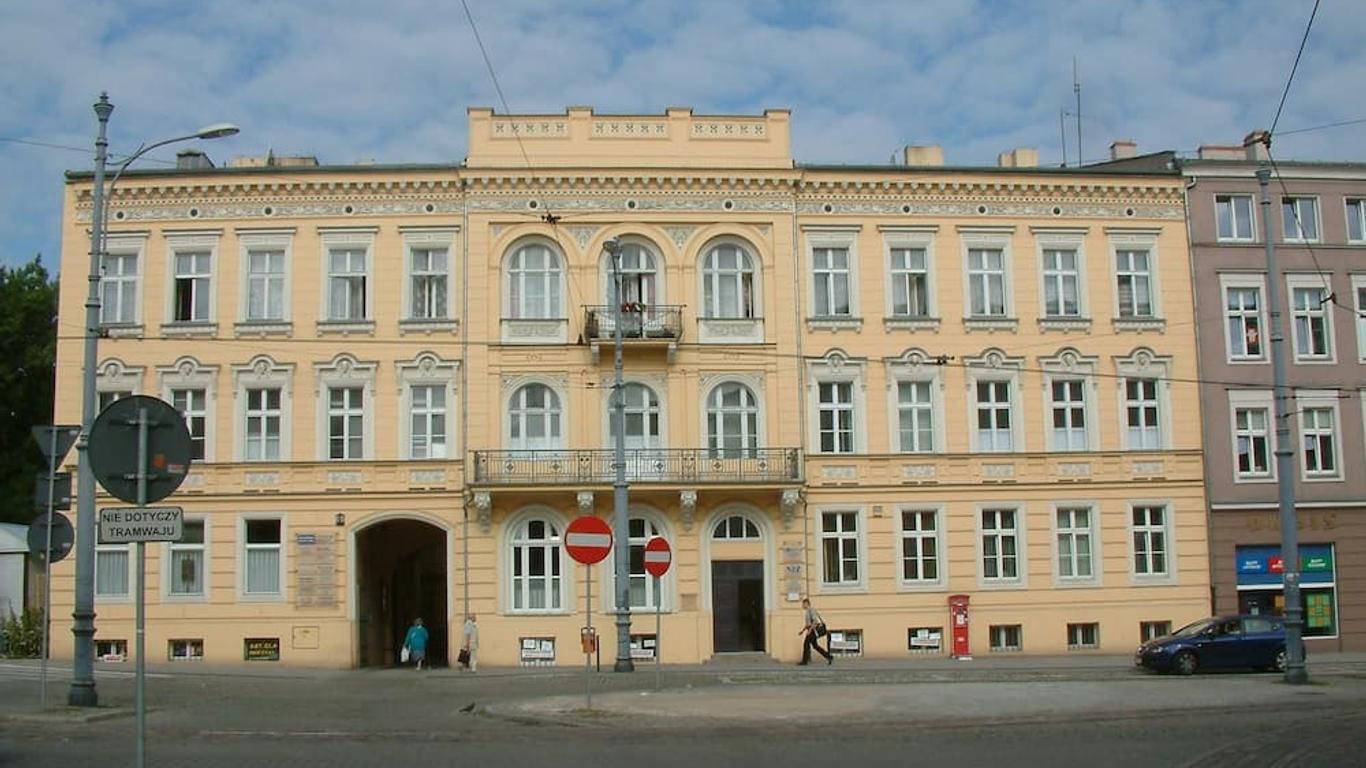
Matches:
[[712, 560, 765, 652], [356, 519, 448, 667]]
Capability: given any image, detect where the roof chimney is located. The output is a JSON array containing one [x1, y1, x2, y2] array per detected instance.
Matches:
[[1109, 139, 1138, 161], [903, 145, 944, 166], [1243, 130, 1270, 162], [997, 148, 1038, 168], [176, 149, 215, 170]]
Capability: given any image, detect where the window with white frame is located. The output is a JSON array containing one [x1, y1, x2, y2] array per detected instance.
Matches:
[[1224, 282, 1266, 361], [1067, 622, 1100, 650], [1140, 621, 1172, 642], [244, 387, 283, 461], [975, 380, 1014, 452], [967, 248, 1007, 317], [1056, 507, 1094, 580], [1124, 378, 1162, 449], [820, 510, 861, 586], [1299, 399, 1340, 479], [900, 509, 939, 584], [95, 543, 130, 597], [1232, 398, 1274, 480], [627, 517, 664, 609], [981, 508, 1020, 582], [1115, 249, 1154, 318], [509, 516, 563, 612], [98, 389, 131, 412], [245, 248, 286, 321], [170, 388, 207, 461], [1355, 277, 1366, 360], [327, 247, 368, 321], [1281, 196, 1320, 242], [243, 518, 282, 596], [1042, 248, 1081, 317], [409, 385, 447, 459], [1215, 194, 1256, 241], [409, 246, 449, 320], [100, 251, 140, 324], [889, 246, 930, 318], [605, 242, 660, 307], [172, 250, 212, 323], [1290, 282, 1333, 360], [812, 247, 852, 317], [817, 381, 855, 453], [1347, 198, 1366, 243], [506, 243, 563, 319], [168, 520, 206, 597], [707, 382, 760, 458], [1050, 379, 1089, 451], [702, 243, 757, 319], [989, 624, 1022, 652], [610, 383, 662, 451], [712, 515, 760, 539], [327, 386, 365, 460], [896, 380, 935, 453], [1131, 505, 1168, 577], [509, 383, 562, 451]]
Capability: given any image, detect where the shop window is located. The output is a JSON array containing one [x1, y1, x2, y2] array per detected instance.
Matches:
[[168, 638, 204, 661], [1234, 543, 1337, 638], [989, 624, 1022, 652], [96, 638, 128, 662], [829, 629, 863, 656], [519, 636, 557, 666], [908, 626, 944, 654]]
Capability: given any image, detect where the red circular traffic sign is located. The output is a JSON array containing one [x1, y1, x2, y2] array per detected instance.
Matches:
[[643, 536, 672, 578], [565, 516, 613, 564]]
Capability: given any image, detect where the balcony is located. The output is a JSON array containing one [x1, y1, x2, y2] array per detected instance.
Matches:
[[582, 304, 682, 362], [472, 448, 803, 486]]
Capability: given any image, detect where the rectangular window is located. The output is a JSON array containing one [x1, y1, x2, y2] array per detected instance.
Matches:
[[900, 509, 939, 583], [1357, 281, 1366, 360], [246, 249, 285, 321], [1067, 623, 1100, 650], [989, 624, 1022, 652], [95, 544, 129, 597], [890, 247, 930, 317], [1301, 407, 1338, 478], [1125, 378, 1161, 449], [410, 385, 448, 459], [896, 380, 934, 452], [1281, 196, 1320, 242], [168, 520, 205, 596], [1225, 286, 1264, 360], [1056, 507, 1094, 579], [1050, 379, 1088, 451], [812, 247, 851, 316], [328, 386, 365, 460], [1115, 249, 1154, 318], [981, 508, 1019, 582], [1291, 286, 1332, 360], [1042, 249, 1080, 317], [1132, 505, 1168, 576], [327, 248, 368, 320], [171, 388, 207, 461], [99, 252, 139, 324], [172, 251, 212, 323], [244, 519, 282, 596], [975, 380, 1013, 451], [817, 381, 855, 453], [1215, 194, 1255, 241], [1347, 198, 1366, 242], [967, 248, 1006, 317], [410, 247, 449, 320], [244, 387, 282, 461], [168, 639, 204, 661], [820, 511, 860, 585], [98, 390, 131, 412], [1234, 406, 1272, 479], [1140, 621, 1172, 642]]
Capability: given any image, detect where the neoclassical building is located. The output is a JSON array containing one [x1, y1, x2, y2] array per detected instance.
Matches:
[[50, 108, 1210, 667]]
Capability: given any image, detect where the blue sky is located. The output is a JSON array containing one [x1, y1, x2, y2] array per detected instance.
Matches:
[[1, 0, 1362, 270]]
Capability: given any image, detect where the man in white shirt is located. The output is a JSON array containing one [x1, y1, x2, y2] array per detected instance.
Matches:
[[461, 613, 479, 672]]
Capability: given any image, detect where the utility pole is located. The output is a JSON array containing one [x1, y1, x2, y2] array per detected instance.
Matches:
[[1254, 154, 1307, 684], [604, 238, 634, 672], [1073, 57, 1082, 166]]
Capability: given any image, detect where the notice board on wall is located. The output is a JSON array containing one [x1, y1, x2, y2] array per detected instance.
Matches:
[[295, 531, 338, 608]]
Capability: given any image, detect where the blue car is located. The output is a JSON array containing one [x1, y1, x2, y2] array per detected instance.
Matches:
[[1134, 615, 1302, 675]]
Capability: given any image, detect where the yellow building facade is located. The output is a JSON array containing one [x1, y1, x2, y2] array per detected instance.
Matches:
[[51, 108, 1210, 667]]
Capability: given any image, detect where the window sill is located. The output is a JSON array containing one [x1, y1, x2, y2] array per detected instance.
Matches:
[[239, 593, 287, 603], [963, 317, 1018, 333], [1291, 356, 1336, 365], [1112, 317, 1166, 332], [1226, 356, 1269, 365], [1054, 578, 1102, 589], [160, 322, 218, 337], [234, 321, 293, 337], [1233, 474, 1277, 485], [1129, 575, 1175, 586], [1301, 474, 1344, 483], [896, 581, 948, 593], [817, 583, 868, 595], [1038, 317, 1091, 332], [317, 320, 376, 336], [977, 579, 1027, 590], [399, 318, 460, 335], [806, 316, 863, 332], [884, 316, 941, 332], [100, 323, 144, 339]]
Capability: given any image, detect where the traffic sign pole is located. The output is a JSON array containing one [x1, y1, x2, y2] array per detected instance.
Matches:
[[40, 428, 57, 710], [136, 404, 149, 768], [642, 537, 672, 693], [655, 576, 662, 692], [585, 562, 592, 710], [565, 516, 614, 711]]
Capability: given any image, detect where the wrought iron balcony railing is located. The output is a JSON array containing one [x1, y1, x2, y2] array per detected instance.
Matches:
[[473, 448, 802, 485], [582, 304, 683, 341]]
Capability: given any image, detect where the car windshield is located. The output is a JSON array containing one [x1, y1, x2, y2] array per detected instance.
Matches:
[[1173, 618, 1217, 637]]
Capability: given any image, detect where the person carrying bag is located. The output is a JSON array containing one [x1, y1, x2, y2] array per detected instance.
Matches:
[[797, 597, 833, 666]]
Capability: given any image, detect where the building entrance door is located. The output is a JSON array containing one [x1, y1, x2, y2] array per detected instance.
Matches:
[[712, 560, 765, 652], [356, 519, 447, 667]]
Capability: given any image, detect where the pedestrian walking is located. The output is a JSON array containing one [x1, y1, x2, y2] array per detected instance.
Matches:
[[797, 597, 832, 666], [403, 617, 429, 670], [460, 613, 479, 672]]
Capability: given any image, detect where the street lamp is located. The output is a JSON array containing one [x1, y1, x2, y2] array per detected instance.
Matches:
[[603, 238, 634, 673], [68, 93, 238, 707]]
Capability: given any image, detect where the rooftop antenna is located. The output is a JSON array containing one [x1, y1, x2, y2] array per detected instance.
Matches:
[[1059, 108, 1068, 167], [1073, 56, 1082, 165]]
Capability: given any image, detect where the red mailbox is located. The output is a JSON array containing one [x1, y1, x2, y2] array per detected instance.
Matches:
[[949, 594, 971, 659]]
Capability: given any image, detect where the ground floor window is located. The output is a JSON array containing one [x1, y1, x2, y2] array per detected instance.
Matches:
[[1067, 622, 1099, 650], [168, 638, 204, 661], [1235, 542, 1337, 638], [1140, 621, 1172, 641], [989, 624, 1022, 652]]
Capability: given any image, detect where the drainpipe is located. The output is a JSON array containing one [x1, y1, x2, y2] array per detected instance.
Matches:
[[460, 177, 471, 623], [790, 172, 810, 599]]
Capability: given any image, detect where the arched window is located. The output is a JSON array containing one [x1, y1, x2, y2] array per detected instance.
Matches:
[[509, 516, 563, 611], [627, 516, 665, 609], [701, 243, 756, 319], [610, 383, 661, 450], [506, 243, 562, 319], [712, 515, 760, 540], [707, 382, 760, 457], [509, 383, 562, 451], [605, 242, 659, 306]]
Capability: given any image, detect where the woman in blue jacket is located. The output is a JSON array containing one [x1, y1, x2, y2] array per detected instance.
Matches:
[[403, 618, 429, 670]]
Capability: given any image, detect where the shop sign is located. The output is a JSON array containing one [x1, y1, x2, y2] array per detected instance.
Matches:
[[244, 637, 280, 661], [1237, 556, 1266, 574], [1303, 552, 1333, 572], [1268, 556, 1284, 574]]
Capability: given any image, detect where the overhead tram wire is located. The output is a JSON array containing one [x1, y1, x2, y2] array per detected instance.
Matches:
[[1268, 0, 1321, 139]]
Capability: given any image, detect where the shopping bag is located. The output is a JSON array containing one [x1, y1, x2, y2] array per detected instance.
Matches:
[[458, 648, 471, 667], [400, 645, 411, 663]]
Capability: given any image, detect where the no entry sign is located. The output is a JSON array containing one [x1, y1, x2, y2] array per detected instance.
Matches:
[[643, 536, 672, 578], [566, 516, 613, 564]]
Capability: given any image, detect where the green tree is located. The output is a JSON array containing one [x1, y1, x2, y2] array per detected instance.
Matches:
[[0, 256, 58, 524]]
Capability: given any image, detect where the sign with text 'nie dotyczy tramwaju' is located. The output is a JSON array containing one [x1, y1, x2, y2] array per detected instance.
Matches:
[[99, 506, 184, 544]]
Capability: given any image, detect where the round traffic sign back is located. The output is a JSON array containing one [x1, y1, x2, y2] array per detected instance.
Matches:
[[643, 536, 672, 578], [565, 516, 613, 564], [27, 512, 74, 564], [89, 395, 193, 505]]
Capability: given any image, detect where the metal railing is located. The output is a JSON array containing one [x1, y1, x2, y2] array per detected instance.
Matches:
[[582, 304, 683, 341], [473, 448, 802, 485]]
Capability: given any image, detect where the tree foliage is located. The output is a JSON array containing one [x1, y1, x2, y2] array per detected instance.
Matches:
[[0, 256, 58, 524]]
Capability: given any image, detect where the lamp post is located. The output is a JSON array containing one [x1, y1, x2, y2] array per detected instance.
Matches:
[[69, 93, 238, 706], [603, 238, 634, 672]]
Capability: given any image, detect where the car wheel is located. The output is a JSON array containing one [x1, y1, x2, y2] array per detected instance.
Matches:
[[1273, 647, 1287, 673], [1173, 650, 1198, 676]]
